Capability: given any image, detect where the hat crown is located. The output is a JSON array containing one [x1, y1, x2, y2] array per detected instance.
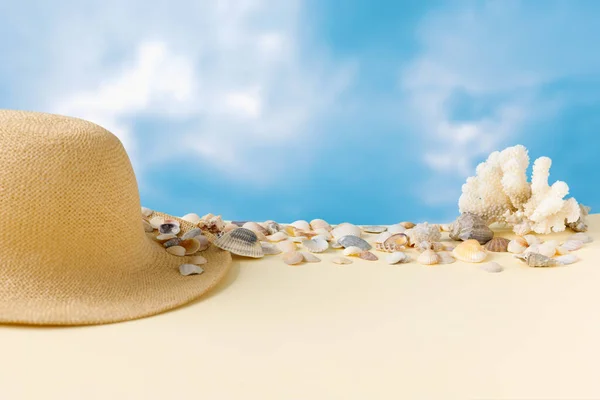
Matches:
[[0, 110, 147, 271]]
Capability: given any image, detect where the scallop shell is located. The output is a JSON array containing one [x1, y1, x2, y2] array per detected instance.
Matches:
[[302, 237, 329, 253], [278, 240, 297, 253], [417, 249, 440, 265], [149, 216, 165, 229], [260, 242, 281, 255], [359, 251, 378, 261], [267, 232, 288, 242], [376, 233, 409, 252], [189, 255, 208, 265], [313, 233, 332, 242], [310, 219, 331, 231], [484, 237, 510, 252], [555, 254, 578, 265], [332, 256, 352, 265], [514, 252, 560, 268], [181, 228, 203, 240], [282, 251, 304, 265], [523, 234, 541, 246], [479, 262, 503, 273], [143, 220, 154, 232], [163, 238, 183, 248], [242, 222, 269, 236], [181, 213, 201, 224], [449, 213, 493, 244], [437, 251, 456, 264], [181, 238, 201, 255], [331, 224, 362, 240], [386, 252, 409, 265], [375, 231, 393, 244], [561, 239, 584, 251], [387, 224, 406, 234], [196, 235, 210, 251], [166, 246, 186, 257], [312, 229, 333, 241], [156, 233, 178, 242], [213, 228, 264, 258], [452, 239, 487, 263], [141, 206, 153, 217], [568, 232, 593, 244], [263, 220, 282, 235], [362, 225, 387, 233], [400, 221, 416, 229], [290, 220, 311, 231], [338, 235, 372, 251], [507, 237, 528, 254], [343, 246, 364, 256], [406, 223, 442, 246], [179, 264, 204, 276], [299, 251, 321, 263]]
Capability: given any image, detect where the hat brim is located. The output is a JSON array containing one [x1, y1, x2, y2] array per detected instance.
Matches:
[[0, 211, 232, 326]]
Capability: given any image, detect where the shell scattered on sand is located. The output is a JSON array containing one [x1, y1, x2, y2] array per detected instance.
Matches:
[[242, 221, 269, 236], [267, 232, 288, 242], [537, 242, 558, 258], [386, 252, 409, 265], [264, 221, 283, 235], [400, 222, 416, 229], [180, 238, 201, 255], [166, 246, 186, 257], [331, 224, 362, 240], [312, 229, 333, 241], [181, 213, 202, 224], [405, 222, 442, 246], [415, 241, 444, 252], [338, 235, 372, 251], [387, 224, 406, 234], [282, 251, 304, 265], [568, 232, 593, 244], [507, 237, 528, 254], [452, 239, 487, 263], [561, 240, 584, 251], [310, 219, 331, 231], [332, 256, 352, 265], [484, 237, 510, 252], [514, 252, 561, 268], [302, 237, 329, 253], [555, 245, 570, 256], [156, 233, 177, 242], [375, 231, 393, 243], [376, 233, 409, 253], [290, 220, 311, 232], [261, 242, 282, 255], [300, 251, 321, 263], [214, 228, 264, 258], [417, 249, 440, 265], [278, 240, 297, 253], [479, 262, 503, 273], [331, 241, 343, 249], [362, 225, 387, 233], [179, 264, 204, 276], [359, 251, 378, 261], [437, 251, 456, 264], [555, 254, 578, 265], [449, 213, 493, 244], [181, 228, 203, 240], [523, 234, 542, 246], [189, 255, 208, 265], [343, 246, 364, 256]]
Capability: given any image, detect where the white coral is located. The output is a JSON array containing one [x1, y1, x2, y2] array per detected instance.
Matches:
[[458, 145, 582, 235]]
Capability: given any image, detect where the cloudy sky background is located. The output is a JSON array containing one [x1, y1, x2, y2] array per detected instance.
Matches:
[[1, 0, 599, 224]]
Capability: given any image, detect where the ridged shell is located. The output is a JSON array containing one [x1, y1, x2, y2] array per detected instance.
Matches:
[[555, 254, 578, 265], [437, 251, 456, 264], [267, 232, 288, 242], [343, 246, 364, 256], [484, 237, 510, 252], [242, 222, 269, 236], [166, 246, 186, 257], [156, 233, 177, 242], [332, 256, 352, 265], [331, 224, 362, 240], [282, 251, 304, 265], [302, 237, 329, 253], [163, 238, 182, 248], [507, 237, 528, 254], [181, 228, 203, 240], [405, 223, 442, 246], [263, 220, 282, 235], [290, 220, 311, 231], [338, 235, 372, 251], [362, 225, 387, 233], [223, 223, 239, 233], [561, 240, 584, 251], [213, 228, 264, 258], [375, 231, 393, 243], [359, 251, 378, 261], [568, 232, 593, 243], [142, 220, 154, 232], [376, 233, 409, 253], [514, 252, 560, 267], [449, 213, 493, 244], [386, 252, 409, 264], [278, 240, 297, 253], [387, 224, 406, 234], [181, 213, 201, 224], [479, 262, 503, 273], [300, 251, 321, 263], [452, 239, 487, 263], [189, 255, 208, 265], [141, 206, 153, 217], [180, 238, 201, 255], [313, 233, 332, 242], [260, 242, 281, 255], [417, 249, 440, 265], [179, 264, 204, 276], [310, 219, 331, 231]]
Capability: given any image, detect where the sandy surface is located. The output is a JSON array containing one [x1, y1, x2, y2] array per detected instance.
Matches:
[[0, 215, 599, 399]]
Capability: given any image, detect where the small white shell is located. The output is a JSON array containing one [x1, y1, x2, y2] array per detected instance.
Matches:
[[189, 255, 208, 265], [479, 262, 503, 273], [267, 232, 289, 242], [290, 236, 307, 243], [332, 256, 352, 265], [310, 219, 331, 231], [437, 251, 456, 264], [387, 224, 406, 234], [523, 234, 541, 246], [278, 240, 297, 253], [181, 213, 202, 224], [375, 231, 393, 244], [343, 246, 364, 256], [386, 252, 409, 265], [537, 242, 557, 258], [417, 249, 440, 265], [568, 232, 593, 244], [282, 251, 304, 265], [179, 264, 204, 276], [561, 239, 584, 251], [362, 225, 388, 233], [156, 233, 177, 241], [302, 237, 329, 253], [149, 216, 165, 229], [290, 220, 311, 231], [312, 229, 333, 240], [196, 235, 210, 251], [555, 245, 570, 256], [141, 206, 153, 217], [166, 246, 186, 256], [261, 242, 282, 255], [331, 224, 362, 240], [300, 251, 321, 263], [555, 254, 578, 265], [331, 241, 343, 249], [507, 237, 528, 254]]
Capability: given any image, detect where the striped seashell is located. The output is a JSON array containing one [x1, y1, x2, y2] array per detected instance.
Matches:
[[417, 249, 440, 265], [484, 237, 510, 252], [561, 240, 584, 251], [338, 235, 372, 251], [386, 252, 409, 265], [437, 251, 456, 264], [332, 256, 352, 265], [452, 239, 487, 263], [376, 233, 409, 253], [213, 228, 264, 258], [514, 252, 560, 268], [358, 251, 378, 261], [261, 242, 282, 255], [310, 219, 331, 231], [302, 237, 329, 253]]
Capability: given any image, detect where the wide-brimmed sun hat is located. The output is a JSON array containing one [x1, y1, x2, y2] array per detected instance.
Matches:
[[0, 109, 232, 326]]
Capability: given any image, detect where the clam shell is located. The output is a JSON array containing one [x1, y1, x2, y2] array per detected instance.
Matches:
[[359, 251, 378, 261], [514, 252, 560, 268], [213, 228, 264, 258], [163, 238, 183, 248], [166, 246, 186, 257], [189, 255, 208, 265], [387, 224, 406, 234], [263, 220, 282, 235], [141, 206, 153, 217], [479, 262, 503, 273], [555, 245, 570, 256], [537, 242, 557, 258], [242, 221, 269, 236], [452, 239, 487, 263], [302, 237, 329, 253], [300, 251, 321, 263], [290, 220, 311, 231], [400, 221, 416, 229], [386, 252, 409, 264], [143, 220, 154, 232], [343, 246, 364, 256], [261, 242, 282, 255], [290, 236, 307, 243], [181, 228, 203, 240], [437, 251, 456, 264], [376, 233, 409, 252], [267, 232, 288, 242], [278, 240, 297, 253], [312, 230, 333, 241], [156, 233, 177, 242], [449, 213, 493, 244], [484, 237, 510, 252], [149, 216, 165, 229], [332, 256, 352, 265], [181, 238, 201, 255], [375, 231, 393, 244], [310, 219, 331, 231], [523, 234, 541, 246], [196, 236, 210, 251], [181, 213, 201, 224], [338, 235, 372, 251], [362, 225, 387, 233], [331, 241, 343, 249], [179, 264, 204, 276], [282, 251, 304, 265], [417, 249, 440, 265], [331, 224, 362, 240], [561, 240, 584, 251], [507, 237, 528, 254], [555, 254, 578, 265], [223, 223, 239, 233], [568, 232, 593, 244]]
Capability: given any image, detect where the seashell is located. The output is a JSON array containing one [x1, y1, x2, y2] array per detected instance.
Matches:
[[555, 246, 569, 256], [181, 238, 201, 255], [242, 221, 269, 236], [555, 254, 578, 265], [386, 252, 410, 264], [568, 232, 593, 244], [199, 215, 225, 234], [159, 219, 181, 235], [189, 255, 208, 265], [282, 251, 304, 265], [417, 249, 440, 265], [362, 225, 387, 234], [332, 256, 352, 265], [567, 204, 591, 232], [331, 224, 362, 240], [375, 231, 393, 244], [343, 246, 364, 256], [213, 228, 264, 258], [156, 233, 178, 242], [331, 241, 343, 249], [163, 238, 183, 248], [359, 251, 378, 261], [479, 262, 503, 273], [142, 220, 154, 232], [181, 228, 203, 240], [149, 216, 165, 229], [452, 239, 487, 263], [437, 251, 456, 264], [514, 252, 560, 268], [484, 237, 510, 252], [405, 223, 442, 246], [253, 230, 268, 241], [507, 237, 528, 254], [302, 237, 329, 253], [561, 240, 584, 251], [166, 246, 186, 257], [400, 221, 416, 229], [223, 223, 239, 233], [141, 206, 153, 217], [312, 229, 333, 241], [263, 220, 282, 235], [310, 219, 331, 231], [290, 236, 307, 243], [449, 213, 493, 244], [416, 241, 433, 252], [278, 240, 297, 253], [338, 235, 372, 251], [181, 213, 201, 224], [266, 232, 288, 242], [387, 224, 406, 234], [537, 242, 557, 258], [523, 234, 541, 246], [179, 264, 204, 276], [201, 213, 214, 220], [524, 243, 541, 255], [261, 242, 282, 255], [300, 251, 321, 263], [196, 235, 210, 251], [290, 220, 311, 232], [377, 233, 409, 252]]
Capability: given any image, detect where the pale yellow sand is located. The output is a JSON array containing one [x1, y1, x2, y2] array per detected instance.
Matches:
[[0, 216, 599, 399]]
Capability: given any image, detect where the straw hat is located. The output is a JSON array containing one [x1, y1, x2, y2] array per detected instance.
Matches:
[[0, 109, 232, 326]]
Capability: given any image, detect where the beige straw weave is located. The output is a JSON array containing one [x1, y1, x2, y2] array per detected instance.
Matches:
[[0, 110, 232, 326]]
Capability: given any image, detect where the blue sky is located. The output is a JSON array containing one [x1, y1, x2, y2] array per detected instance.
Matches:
[[1, 0, 599, 224]]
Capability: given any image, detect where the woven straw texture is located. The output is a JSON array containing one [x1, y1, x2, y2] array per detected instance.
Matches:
[[0, 110, 232, 326]]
